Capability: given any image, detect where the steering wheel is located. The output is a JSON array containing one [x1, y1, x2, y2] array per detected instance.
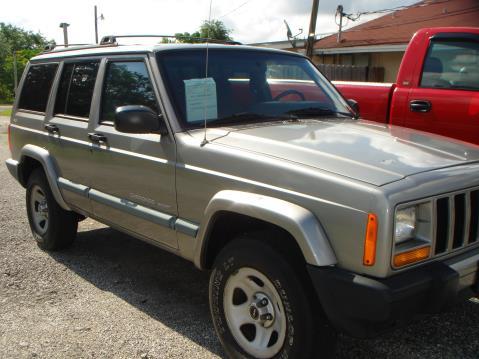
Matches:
[[273, 89, 306, 101]]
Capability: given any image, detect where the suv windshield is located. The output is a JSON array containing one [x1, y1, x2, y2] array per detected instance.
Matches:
[[157, 49, 353, 129]]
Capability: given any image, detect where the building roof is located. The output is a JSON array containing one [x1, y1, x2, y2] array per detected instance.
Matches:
[[314, 0, 479, 51]]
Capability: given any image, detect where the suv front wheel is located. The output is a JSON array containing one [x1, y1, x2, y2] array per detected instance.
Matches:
[[26, 168, 78, 250], [209, 235, 336, 358]]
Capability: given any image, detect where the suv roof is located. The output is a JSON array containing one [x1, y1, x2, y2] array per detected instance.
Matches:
[[32, 42, 303, 62]]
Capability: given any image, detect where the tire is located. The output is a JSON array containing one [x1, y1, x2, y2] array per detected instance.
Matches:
[[209, 235, 337, 359], [26, 168, 78, 250]]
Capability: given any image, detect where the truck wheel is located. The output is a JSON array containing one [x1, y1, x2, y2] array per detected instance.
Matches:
[[26, 168, 78, 250], [209, 236, 336, 359]]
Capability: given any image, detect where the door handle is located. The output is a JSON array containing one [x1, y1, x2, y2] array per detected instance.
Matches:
[[409, 100, 432, 113], [88, 132, 107, 143], [44, 124, 59, 134]]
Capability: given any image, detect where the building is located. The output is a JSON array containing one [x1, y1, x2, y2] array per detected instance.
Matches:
[[313, 0, 479, 82]]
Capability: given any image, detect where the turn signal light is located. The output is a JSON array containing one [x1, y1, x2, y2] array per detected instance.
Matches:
[[363, 213, 378, 266], [394, 246, 431, 267]]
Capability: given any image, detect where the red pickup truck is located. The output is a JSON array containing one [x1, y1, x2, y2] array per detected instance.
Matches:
[[334, 27, 479, 145]]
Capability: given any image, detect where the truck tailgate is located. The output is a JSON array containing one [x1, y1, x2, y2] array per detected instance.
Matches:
[[333, 81, 395, 123]]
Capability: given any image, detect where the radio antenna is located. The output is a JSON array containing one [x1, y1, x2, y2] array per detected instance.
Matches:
[[200, 0, 213, 147]]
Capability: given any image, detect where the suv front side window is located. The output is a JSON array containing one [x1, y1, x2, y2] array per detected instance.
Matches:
[[54, 61, 100, 118], [101, 60, 159, 123]]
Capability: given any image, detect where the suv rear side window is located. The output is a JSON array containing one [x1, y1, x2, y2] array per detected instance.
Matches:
[[420, 39, 479, 91], [18, 64, 58, 112], [55, 61, 100, 118], [101, 61, 158, 123]]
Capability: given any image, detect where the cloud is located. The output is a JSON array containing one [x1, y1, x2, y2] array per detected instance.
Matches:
[[0, 0, 418, 45]]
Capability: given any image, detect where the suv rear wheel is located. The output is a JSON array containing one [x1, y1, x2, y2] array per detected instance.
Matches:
[[26, 168, 78, 250], [209, 235, 336, 358]]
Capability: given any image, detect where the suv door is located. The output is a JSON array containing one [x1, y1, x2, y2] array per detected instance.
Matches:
[[404, 34, 479, 144], [47, 59, 101, 214], [87, 55, 178, 249]]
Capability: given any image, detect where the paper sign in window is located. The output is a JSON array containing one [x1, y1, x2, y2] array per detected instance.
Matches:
[[184, 78, 218, 123]]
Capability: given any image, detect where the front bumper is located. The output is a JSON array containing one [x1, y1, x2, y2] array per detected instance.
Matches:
[[308, 246, 479, 338]]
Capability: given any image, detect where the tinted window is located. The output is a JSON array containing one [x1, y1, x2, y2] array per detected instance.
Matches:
[[18, 64, 58, 112], [55, 61, 100, 118], [420, 39, 479, 91], [101, 61, 158, 123]]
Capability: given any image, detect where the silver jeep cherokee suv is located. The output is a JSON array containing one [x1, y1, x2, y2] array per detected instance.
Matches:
[[5, 40, 479, 358]]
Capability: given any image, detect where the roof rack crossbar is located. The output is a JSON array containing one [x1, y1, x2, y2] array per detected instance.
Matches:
[[43, 43, 95, 52], [100, 34, 242, 45], [41, 42, 118, 54]]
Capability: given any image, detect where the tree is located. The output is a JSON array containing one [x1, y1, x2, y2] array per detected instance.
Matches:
[[199, 20, 232, 41], [175, 20, 232, 43], [0, 23, 49, 103]]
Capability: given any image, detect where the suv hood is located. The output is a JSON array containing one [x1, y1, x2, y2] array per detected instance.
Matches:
[[199, 119, 479, 186]]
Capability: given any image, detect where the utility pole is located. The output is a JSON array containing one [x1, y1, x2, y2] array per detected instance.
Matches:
[[336, 5, 344, 43], [305, 0, 320, 59], [59, 23, 70, 47], [12, 51, 18, 92], [94, 6, 99, 44], [94, 6, 104, 44]]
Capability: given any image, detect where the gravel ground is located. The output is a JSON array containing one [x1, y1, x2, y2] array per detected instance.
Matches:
[[0, 114, 478, 358]]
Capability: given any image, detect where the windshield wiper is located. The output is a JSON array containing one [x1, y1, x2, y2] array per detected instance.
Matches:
[[207, 112, 292, 126], [286, 107, 353, 118]]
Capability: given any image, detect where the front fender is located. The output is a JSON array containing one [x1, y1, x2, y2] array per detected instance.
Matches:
[[194, 190, 337, 268], [18, 144, 71, 211]]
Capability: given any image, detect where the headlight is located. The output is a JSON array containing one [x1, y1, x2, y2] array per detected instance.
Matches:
[[394, 206, 416, 244], [393, 202, 433, 268]]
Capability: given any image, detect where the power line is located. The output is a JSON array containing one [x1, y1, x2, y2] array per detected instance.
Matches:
[[345, 6, 479, 33], [218, 0, 253, 19], [343, 1, 449, 22], [329, 1, 478, 38]]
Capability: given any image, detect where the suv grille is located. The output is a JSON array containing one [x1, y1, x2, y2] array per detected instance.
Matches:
[[434, 190, 479, 255]]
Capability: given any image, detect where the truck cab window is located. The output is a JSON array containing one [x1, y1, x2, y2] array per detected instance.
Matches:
[[101, 61, 159, 123], [421, 40, 479, 91], [18, 64, 58, 112]]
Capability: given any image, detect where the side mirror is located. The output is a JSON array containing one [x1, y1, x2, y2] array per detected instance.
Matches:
[[114, 105, 168, 135], [347, 99, 360, 118]]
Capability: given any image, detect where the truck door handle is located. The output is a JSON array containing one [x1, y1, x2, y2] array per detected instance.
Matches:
[[44, 124, 59, 134], [409, 100, 432, 113], [88, 133, 107, 143]]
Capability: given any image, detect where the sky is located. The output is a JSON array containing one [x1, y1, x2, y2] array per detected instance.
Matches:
[[1, 0, 419, 45]]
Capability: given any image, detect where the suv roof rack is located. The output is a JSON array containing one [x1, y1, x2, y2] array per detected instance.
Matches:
[[41, 42, 117, 54], [40, 35, 242, 55], [100, 34, 242, 46]]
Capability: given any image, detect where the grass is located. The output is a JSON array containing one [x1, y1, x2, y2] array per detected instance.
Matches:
[[0, 108, 12, 117]]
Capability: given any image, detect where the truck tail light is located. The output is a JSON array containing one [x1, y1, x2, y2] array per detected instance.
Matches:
[[393, 246, 431, 267], [363, 213, 378, 266]]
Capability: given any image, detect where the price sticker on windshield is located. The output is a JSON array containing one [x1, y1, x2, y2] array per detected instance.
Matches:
[[184, 78, 218, 123]]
